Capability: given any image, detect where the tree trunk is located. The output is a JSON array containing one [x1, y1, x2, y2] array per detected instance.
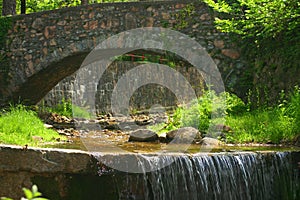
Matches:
[[81, 0, 89, 5], [2, 0, 16, 16], [21, 0, 26, 14]]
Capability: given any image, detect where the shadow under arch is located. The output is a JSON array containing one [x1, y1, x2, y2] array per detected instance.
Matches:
[[8, 52, 90, 106]]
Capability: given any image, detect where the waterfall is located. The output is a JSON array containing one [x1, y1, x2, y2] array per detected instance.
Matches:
[[109, 152, 299, 200]]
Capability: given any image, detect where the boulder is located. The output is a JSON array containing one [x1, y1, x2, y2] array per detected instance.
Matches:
[[128, 129, 158, 142], [200, 137, 221, 146], [158, 133, 167, 143], [104, 122, 120, 130], [166, 127, 202, 143]]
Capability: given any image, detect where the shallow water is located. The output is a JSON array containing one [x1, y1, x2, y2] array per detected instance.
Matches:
[[45, 136, 300, 154]]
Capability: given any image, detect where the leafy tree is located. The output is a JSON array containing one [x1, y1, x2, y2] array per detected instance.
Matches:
[[204, 0, 300, 106], [25, 0, 81, 13], [0, 0, 133, 15], [204, 0, 299, 41]]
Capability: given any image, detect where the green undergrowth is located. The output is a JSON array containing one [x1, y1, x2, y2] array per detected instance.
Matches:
[[0, 105, 65, 146], [225, 109, 295, 144], [226, 86, 300, 144], [40, 99, 91, 119], [0, 16, 12, 46], [150, 86, 300, 144]]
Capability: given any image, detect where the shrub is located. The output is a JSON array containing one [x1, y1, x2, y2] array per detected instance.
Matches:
[[159, 91, 245, 133], [150, 88, 300, 144], [204, 0, 299, 40], [42, 99, 91, 119]]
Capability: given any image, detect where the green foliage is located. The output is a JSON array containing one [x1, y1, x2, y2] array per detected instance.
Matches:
[[153, 91, 245, 133], [0, 16, 12, 46], [225, 87, 300, 144], [0, 105, 64, 146], [0, 0, 2, 15], [72, 104, 91, 119], [173, 3, 195, 30], [113, 53, 177, 68], [24, 0, 81, 13], [224, 91, 248, 114], [42, 99, 91, 119], [204, 0, 299, 107], [152, 88, 300, 144], [284, 86, 300, 132], [204, 0, 300, 40], [9, 0, 133, 14], [1, 185, 48, 200], [0, 16, 11, 84], [225, 108, 295, 144], [148, 123, 169, 136], [178, 91, 247, 132], [46, 98, 73, 118]]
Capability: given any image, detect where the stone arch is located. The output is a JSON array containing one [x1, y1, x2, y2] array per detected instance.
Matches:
[[12, 52, 89, 105]]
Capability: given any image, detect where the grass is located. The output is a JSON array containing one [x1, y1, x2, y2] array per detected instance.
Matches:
[[41, 99, 91, 119], [226, 86, 300, 144], [150, 86, 300, 144], [225, 109, 295, 143], [0, 105, 65, 146]]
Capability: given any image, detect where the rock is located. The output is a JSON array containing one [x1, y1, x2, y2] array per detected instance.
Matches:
[[221, 49, 240, 59], [214, 40, 225, 49], [49, 39, 57, 46], [135, 119, 152, 126], [166, 127, 202, 143], [57, 128, 80, 137], [200, 13, 211, 21], [158, 133, 167, 143], [52, 123, 75, 129], [128, 129, 158, 142], [200, 137, 221, 146], [24, 54, 32, 60], [104, 122, 120, 130], [44, 124, 53, 129], [125, 13, 137, 29], [32, 18, 43, 30], [133, 115, 152, 126], [144, 17, 154, 27], [44, 26, 56, 39]]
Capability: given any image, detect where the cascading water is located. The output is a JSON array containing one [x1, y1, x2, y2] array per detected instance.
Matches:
[[104, 152, 299, 200]]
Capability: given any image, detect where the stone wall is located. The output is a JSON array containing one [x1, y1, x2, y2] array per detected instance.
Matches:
[[0, 145, 299, 199], [42, 59, 205, 113], [0, 0, 248, 106]]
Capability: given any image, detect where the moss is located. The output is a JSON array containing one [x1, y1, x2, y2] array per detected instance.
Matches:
[[173, 3, 195, 30], [0, 16, 12, 88], [0, 16, 12, 47]]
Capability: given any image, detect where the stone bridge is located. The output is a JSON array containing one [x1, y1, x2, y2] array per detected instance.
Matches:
[[0, 0, 247, 107]]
